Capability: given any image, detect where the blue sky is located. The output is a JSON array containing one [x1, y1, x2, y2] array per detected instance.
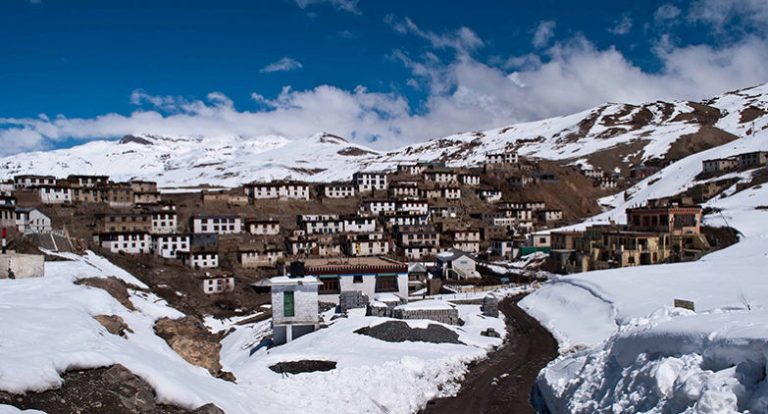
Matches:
[[1, 0, 767, 154]]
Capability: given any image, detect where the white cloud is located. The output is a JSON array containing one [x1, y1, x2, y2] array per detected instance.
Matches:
[[609, 16, 633, 35], [655, 3, 682, 23], [2, 19, 768, 157], [260, 57, 303, 73], [532, 20, 556, 48], [385, 15, 483, 55], [294, 0, 360, 14], [689, 0, 768, 32]]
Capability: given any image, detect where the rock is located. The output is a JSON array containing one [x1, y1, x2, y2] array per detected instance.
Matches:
[[154, 316, 235, 381], [102, 364, 157, 413], [355, 321, 464, 344], [480, 328, 501, 338], [269, 360, 337, 375], [93, 314, 133, 337], [190, 403, 226, 414], [76, 277, 136, 310], [481, 294, 500, 318]]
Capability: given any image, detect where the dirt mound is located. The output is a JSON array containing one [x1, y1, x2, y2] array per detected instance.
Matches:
[[93, 314, 132, 337], [355, 321, 463, 344], [0, 364, 224, 414], [76, 277, 137, 310], [154, 316, 234, 381], [269, 360, 337, 374]]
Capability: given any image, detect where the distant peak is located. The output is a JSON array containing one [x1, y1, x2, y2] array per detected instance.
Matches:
[[118, 135, 154, 145]]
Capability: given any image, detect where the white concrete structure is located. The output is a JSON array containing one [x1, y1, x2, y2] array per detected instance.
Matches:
[[353, 172, 388, 192], [360, 200, 396, 215], [99, 232, 152, 254], [304, 219, 344, 235], [178, 251, 219, 268], [477, 189, 502, 202], [344, 233, 390, 256], [491, 239, 519, 259], [436, 250, 479, 280], [38, 185, 72, 204], [396, 200, 429, 215], [538, 209, 564, 222], [403, 245, 438, 260], [529, 233, 551, 248], [191, 215, 243, 235], [15, 208, 51, 233], [322, 183, 356, 198], [151, 234, 190, 258], [298, 257, 409, 305], [245, 182, 311, 200], [240, 249, 284, 268], [0, 251, 44, 279], [201, 274, 235, 295], [423, 171, 457, 184], [13, 175, 56, 189], [389, 184, 420, 198], [486, 151, 519, 164], [270, 275, 321, 345], [459, 174, 481, 186], [443, 187, 461, 200], [385, 214, 429, 227], [246, 219, 280, 235], [342, 216, 377, 233], [151, 211, 178, 234], [67, 174, 109, 188]]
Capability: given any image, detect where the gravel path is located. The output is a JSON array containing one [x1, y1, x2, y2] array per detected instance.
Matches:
[[422, 295, 558, 414]]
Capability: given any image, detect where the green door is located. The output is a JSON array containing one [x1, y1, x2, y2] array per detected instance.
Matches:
[[284, 291, 295, 317]]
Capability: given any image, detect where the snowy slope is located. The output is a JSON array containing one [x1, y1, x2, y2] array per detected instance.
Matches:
[[516, 92, 768, 412], [2, 84, 767, 188], [0, 252, 508, 414]]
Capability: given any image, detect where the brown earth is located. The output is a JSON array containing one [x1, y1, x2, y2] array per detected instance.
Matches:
[[154, 316, 235, 381]]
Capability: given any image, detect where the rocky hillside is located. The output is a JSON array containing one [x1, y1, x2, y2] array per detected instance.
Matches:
[[1, 84, 766, 188]]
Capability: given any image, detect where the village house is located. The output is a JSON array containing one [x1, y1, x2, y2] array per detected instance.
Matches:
[[429, 205, 458, 219], [150, 210, 178, 234], [508, 175, 534, 187], [353, 172, 388, 192], [396, 200, 429, 215], [436, 250, 479, 280], [396, 163, 426, 175], [389, 182, 420, 198], [270, 271, 321, 345], [14, 208, 51, 233], [446, 229, 481, 253], [178, 249, 219, 269], [597, 177, 618, 189], [134, 191, 162, 205], [403, 245, 439, 260], [304, 217, 344, 235], [244, 181, 311, 200], [702, 157, 739, 174], [151, 234, 190, 259], [384, 213, 429, 228], [442, 187, 461, 200], [0, 206, 14, 228], [0, 195, 15, 207], [529, 232, 552, 248], [13, 174, 56, 189], [96, 212, 151, 233], [491, 238, 518, 259], [191, 214, 243, 235], [72, 187, 106, 204], [239, 248, 285, 268], [397, 226, 440, 248], [321, 182, 356, 199], [581, 168, 605, 179], [98, 232, 152, 254], [201, 273, 235, 295], [129, 180, 157, 194], [359, 199, 397, 215], [298, 214, 339, 223], [538, 209, 564, 222], [342, 215, 377, 233], [407, 263, 430, 294], [459, 173, 481, 186], [292, 257, 409, 305], [485, 151, 519, 165], [38, 183, 73, 204], [630, 165, 659, 181], [420, 188, 442, 200], [423, 170, 458, 184], [103, 183, 134, 207], [0, 180, 13, 193], [626, 198, 702, 235], [343, 232, 390, 256], [738, 151, 768, 169], [286, 236, 317, 256], [67, 174, 109, 188], [245, 218, 280, 235], [477, 189, 502, 202]]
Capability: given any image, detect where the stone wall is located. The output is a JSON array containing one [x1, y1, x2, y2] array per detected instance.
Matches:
[[0, 252, 44, 279], [392, 308, 460, 325]]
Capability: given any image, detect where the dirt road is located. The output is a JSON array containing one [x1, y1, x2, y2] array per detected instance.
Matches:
[[422, 295, 558, 414]]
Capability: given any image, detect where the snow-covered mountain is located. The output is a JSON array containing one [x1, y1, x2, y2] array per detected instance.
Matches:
[[1, 84, 767, 188]]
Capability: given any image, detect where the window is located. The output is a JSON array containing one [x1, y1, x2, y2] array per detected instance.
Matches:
[[353, 275, 363, 283], [375, 275, 399, 293], [319, 277, 340, 294]]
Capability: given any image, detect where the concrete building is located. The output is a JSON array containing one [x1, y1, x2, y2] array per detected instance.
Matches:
[[293, 257, 409, 305], [353, 172, 388, 192], [201, 273, 235, 295], [322, 183, 356, 199], [485, 151, 519, 164], [246, 219, 280, 235], [151, 234, 190, 259], [0, 251, 45, 279], [38, 185, 73, 204], [436, 250, 479, 280], [270, 273, 321, 345], [67, 174, 109, 188], [98, 232, 152, 254], [459, 174, 481, 186], [343, 233, 390, 256], [191, 215, 243, 235], [702, 157, 739, 174], [15, 208, 51, 233], [178, 250, 219, 269], [13, 175, 56, 189], [150, 210, 178, 234], [359, 200, 397, 215]]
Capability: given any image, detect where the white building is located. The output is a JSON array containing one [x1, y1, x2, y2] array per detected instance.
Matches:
[[403, 245, 439, 260], [246, 219, 280, 235], [99, 232, 152, 254], [459, 174, 481, 186], [151, 234, 190, 259], [297, 257, 409, 305], [396, 200, 429, 215], [436, 250, 479, 280], [270, 274, 321, 345], [486, 151, 519, 164], [245, 182, 311, 200], [477, 189, 502, 202], [491, 239, 518, 259], [322, 183, 356, 199], [360, 200, 397, 215], [304, 218, 344, 235], [342, 216, 377, 233], [385, 213, 429, 227], [201, 273, 235, 295], [178, 250, 219, 269], [15, 208, 51, 233], [353, 172, 388, 192], [443, 187, 461, 200], [239, 249, 284, 268], [13, 175, 56, 189], [38, 185, 73, 204], [344, 233, 390, 256], [389, 183, 420, 198], [151, 211, 178, 234], [191, 215, 243, 235], [538, 209, 564, 222], [423, 170, 457, 184], [529, 233, 551, 248]]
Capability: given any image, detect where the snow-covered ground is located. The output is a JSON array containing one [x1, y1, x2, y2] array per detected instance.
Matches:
[[520, 126, 768, 412], [0, 251, 507, 413]]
